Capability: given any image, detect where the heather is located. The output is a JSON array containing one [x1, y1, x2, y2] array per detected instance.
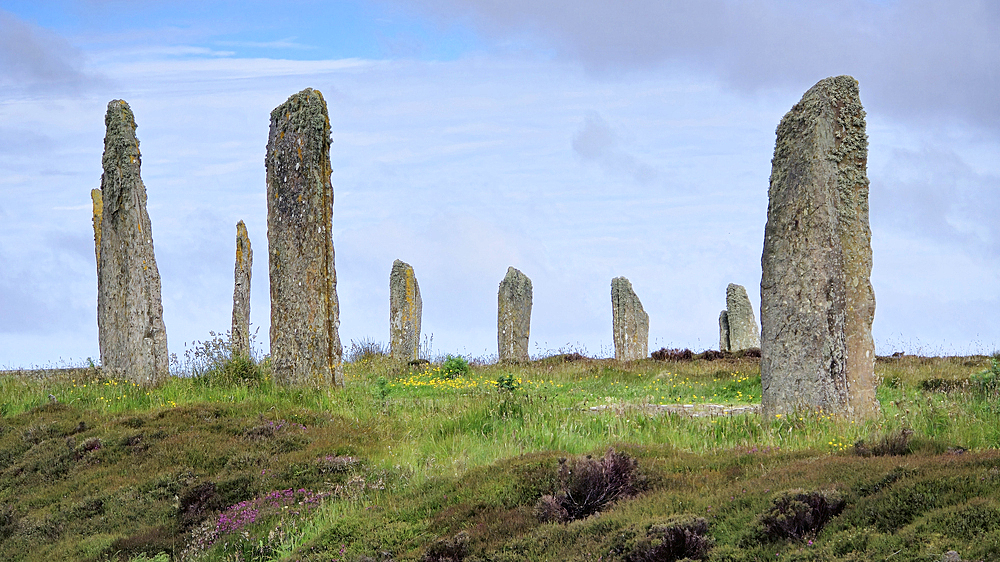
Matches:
[[0, 349, 999, 560]]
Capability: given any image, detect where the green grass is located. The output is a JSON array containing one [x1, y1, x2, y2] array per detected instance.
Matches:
[[0, 352, 999, 561]]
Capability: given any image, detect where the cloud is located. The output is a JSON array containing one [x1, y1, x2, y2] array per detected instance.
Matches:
[[215, 37, 314, 50], [572, 112, 658, 184], [394, 0, 1000, 132], [0, 9, 100, 96], [873, 145, 1000, 258]]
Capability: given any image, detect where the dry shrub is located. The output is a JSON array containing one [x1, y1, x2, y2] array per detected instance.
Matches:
[[919, 378, 968, 392], [535, 449, 641, 523], [178, 482, 219, 529], [758, 489, 845, 541], [422, 531, 469, 562], [0, 503, 19, 541], [627, 515, 713, 561], [854, 428, 914, 457], [700, 350, 727, 361], [651, 348, 694, 362], [109, 525, 175, 560]]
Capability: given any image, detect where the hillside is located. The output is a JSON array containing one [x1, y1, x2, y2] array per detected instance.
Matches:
[[1, 351, 999, 561]]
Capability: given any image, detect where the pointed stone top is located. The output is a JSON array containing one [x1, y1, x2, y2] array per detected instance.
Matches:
[[393, 258, 411, 269], [504, 266, 530, 285], [269, 88, 330, 141], [105, 100, 137, 134], [102, 100, 140, 167]]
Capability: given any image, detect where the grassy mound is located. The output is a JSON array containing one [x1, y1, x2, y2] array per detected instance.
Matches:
[[0, 352, 999, 560]]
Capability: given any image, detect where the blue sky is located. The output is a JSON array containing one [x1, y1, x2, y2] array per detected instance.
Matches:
[[2, 1, 999, 367]]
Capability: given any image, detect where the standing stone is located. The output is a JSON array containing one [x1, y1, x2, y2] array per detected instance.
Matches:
[[266, 88, 343, 387], [721, 283, 760, 352], [497, 267, 532, 362], [718, 310, 730, 352], [231, 220, 253, 358], [611, 277, 648, 361], [760, 76, 878, 419], [389, 259, 422, 361], [95, 100, 169, 384]]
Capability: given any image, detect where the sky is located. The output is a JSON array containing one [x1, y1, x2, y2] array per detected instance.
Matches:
[[1, 0, 998, 368]]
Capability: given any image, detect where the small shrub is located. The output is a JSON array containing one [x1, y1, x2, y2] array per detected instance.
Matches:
[[535, 449, 641, 523], [348, 338, 390, 363], [0, 503, 19, 541], [441, 355, 471, 379], [854, 428, 914, 457], [422, 531, 469, 562], [178, 482, 220, 529], [627, 515, 713, 562], [757, 489, 845, 541], [919, 378, 967, 392], [495, 374, 521, 392], [700, 350, 727, 361], [109, 526, 175, 561], [651, 348, 693, 362], [971, 357, 1000, 395], [181, 329, 270, 386], [315, 454, 362, 474]]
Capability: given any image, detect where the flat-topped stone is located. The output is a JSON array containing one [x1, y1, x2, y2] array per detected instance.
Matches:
[[266, 88, 343, 387], [389, 259, 422, 361], [760, 75, 878, 419], [498, 267, 532, 362], [611, 276, 648, 361]]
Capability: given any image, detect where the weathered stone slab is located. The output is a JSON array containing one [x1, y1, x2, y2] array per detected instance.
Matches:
[[498, 267, 532, 362], [760, 75, 878, 419], [266, 88, 343, 386], [611, 276, 648, 361], [723, 283, 760, 352], [718, 310, 730, 352], [231, 220, 253, 358], [95, 100, 169, 384], [389, 259, 422, 361]]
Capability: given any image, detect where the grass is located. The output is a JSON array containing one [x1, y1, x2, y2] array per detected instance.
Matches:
[[0, 349, 999, 561]]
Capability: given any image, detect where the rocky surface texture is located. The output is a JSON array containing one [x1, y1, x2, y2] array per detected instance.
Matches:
[[761, 76, 878, 418], [94, 100, 169, 384], [497, 267, 532, 362], [718, 310, 730, 352], [389, 259, 422, 361], [720, 283, 760, 352], [266, 88, 344, 386], [611, 277, 649, 361], [231, 220, 253, 358]]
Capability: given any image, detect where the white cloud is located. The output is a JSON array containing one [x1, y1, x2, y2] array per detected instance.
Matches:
[[1, 13, 998, 365], [395, 0, 1000, 133], [0, 9, 103, 95]]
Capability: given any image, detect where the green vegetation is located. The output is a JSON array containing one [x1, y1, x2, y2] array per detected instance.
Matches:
[[1, 348, 1000, 561]]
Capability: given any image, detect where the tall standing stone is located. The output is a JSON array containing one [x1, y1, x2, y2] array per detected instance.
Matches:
[[266, 88, 344, 387], [611, 277, 648, 361], [720, 283, 760, 352], [231, 220, 253, 358], [95, 100, 169, 384], [497, 267, 532, 362], [389, 259, 422, 361], [760, 76, 878, 419]]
